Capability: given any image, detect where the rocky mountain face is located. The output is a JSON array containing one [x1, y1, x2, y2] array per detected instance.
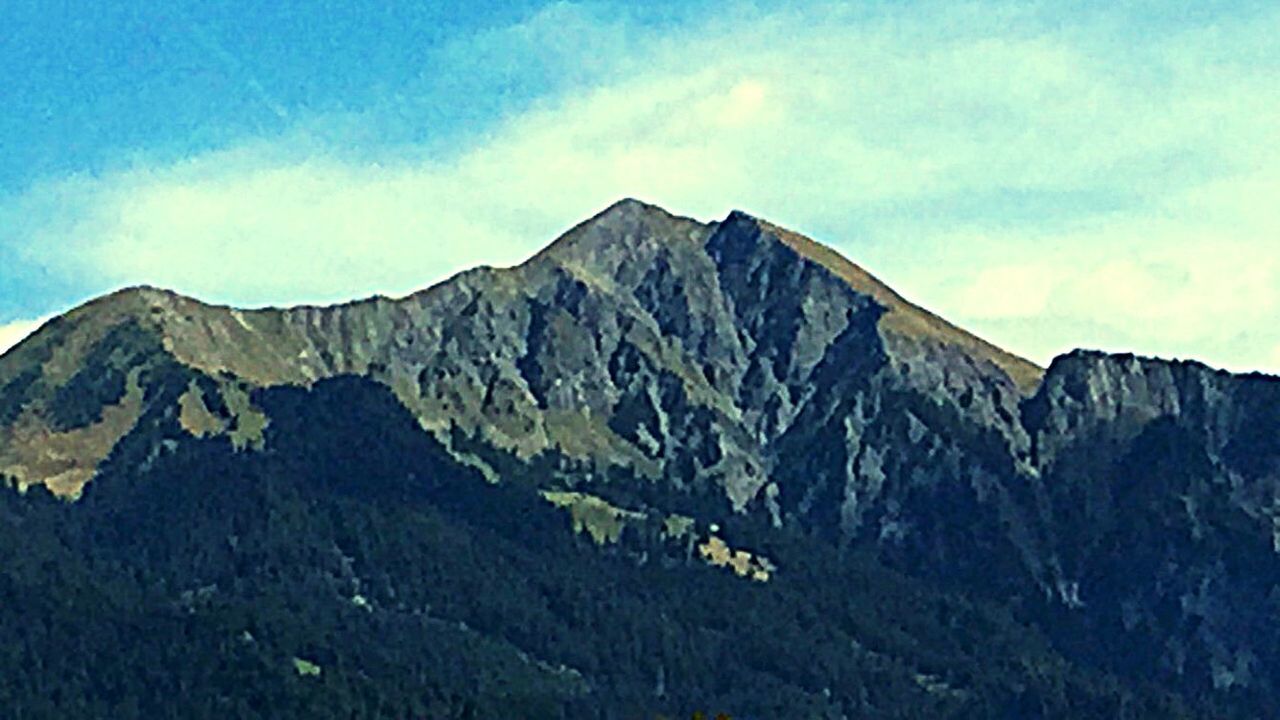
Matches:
[[0, 200, 1036, 501], [1, 198, 1277, 716], [1025, 352, 1280, 697]]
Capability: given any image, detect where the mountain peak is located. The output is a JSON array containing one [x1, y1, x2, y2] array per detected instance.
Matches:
[[585, 196, 694, 228], [526, 198, 711, 269], [567, 197, 685, 231], [78, 284, 189, 315], [723, 208, 772, 226], [601, 196, 660, 215]]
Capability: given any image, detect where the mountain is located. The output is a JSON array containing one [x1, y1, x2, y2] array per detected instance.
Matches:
[[0, 198, 1276, 718], [0, 200, 1038, 500]]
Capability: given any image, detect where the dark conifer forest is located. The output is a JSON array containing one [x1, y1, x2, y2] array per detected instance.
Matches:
[[0, 376, 1210, 718]]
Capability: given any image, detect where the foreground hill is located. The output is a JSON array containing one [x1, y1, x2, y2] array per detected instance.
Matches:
[[0, 199, 1277, 717]]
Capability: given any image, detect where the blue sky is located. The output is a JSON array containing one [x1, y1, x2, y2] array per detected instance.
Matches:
[[2, 0, 1278, 373]]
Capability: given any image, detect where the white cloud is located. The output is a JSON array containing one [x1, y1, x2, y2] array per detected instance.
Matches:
[[3, 1, 1278, 374], [921, 176, 1280, 373], [0, 318, 45, 357], [947, 263, 1060, 321]]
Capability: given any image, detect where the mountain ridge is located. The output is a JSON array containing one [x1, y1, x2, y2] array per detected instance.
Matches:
[[0, 198, 1044, 500], [1, 198, 1044, 388]]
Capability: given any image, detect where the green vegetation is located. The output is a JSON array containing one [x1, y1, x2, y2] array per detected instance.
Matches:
[[221, 381, 269, 450], [662, 513, 695, 540], [292, 658, 322, 678], [542, 490, 645, 545]]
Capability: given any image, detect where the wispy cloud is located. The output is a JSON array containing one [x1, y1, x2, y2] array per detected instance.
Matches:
[[181, 15, 291, 124], [3, 1, 1278, 372]]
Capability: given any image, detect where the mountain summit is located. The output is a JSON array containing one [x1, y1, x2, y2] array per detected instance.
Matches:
[[1, 200, 1278, 717]]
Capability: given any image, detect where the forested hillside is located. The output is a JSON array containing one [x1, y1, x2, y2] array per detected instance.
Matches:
[[0, 376, 1204, 719]]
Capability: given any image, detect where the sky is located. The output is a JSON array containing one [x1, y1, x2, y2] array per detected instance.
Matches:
[[1, 0, 1278, 373]]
